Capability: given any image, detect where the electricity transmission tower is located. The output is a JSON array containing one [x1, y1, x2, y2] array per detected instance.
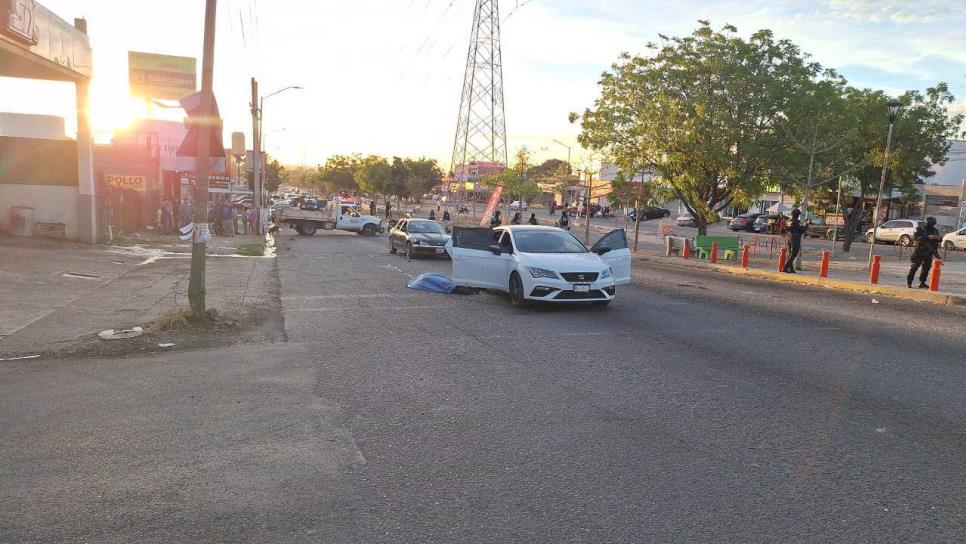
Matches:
[[450, 0, 508, 176]]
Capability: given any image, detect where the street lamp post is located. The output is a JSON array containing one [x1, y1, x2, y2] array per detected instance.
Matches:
[[867, 100, 902, 269], [253, 84, 302, 233]]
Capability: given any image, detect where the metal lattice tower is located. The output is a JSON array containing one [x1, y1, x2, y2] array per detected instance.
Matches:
[[450, 0, 508, 176]]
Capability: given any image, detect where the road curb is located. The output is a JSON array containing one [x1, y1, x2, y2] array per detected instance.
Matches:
[[635, 253, 966, 306]]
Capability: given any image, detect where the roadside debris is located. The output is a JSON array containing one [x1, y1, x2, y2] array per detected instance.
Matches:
[[98, 327, 144, 340], [407, 273, 455, 294], [158, 343, 176, 348], [62, 272, 101, 280], [0, 354, 41, 362], [871, 299, 880, 304]]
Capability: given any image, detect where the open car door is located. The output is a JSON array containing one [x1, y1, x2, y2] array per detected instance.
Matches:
[[447, 227, 501, 288], [591, 229, 632, 285]]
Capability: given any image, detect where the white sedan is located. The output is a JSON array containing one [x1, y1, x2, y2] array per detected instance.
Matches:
[[446, 225, 632, 307], [943, 227, 966, 251]]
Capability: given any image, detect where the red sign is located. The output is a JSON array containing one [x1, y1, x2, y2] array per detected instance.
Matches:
[[479, 184, 504, 227]]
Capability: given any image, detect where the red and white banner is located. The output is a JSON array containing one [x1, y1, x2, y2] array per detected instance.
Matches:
[[479, 184, 504, 227]]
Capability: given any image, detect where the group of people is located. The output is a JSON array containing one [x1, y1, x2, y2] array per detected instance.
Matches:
[[488, 210, 539, 228], [779, 208, 943, 288], [156, 198, 194, 236]]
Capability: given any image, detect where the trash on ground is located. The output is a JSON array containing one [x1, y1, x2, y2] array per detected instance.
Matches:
[[871, 299, 880, 304], [0, 354, 41, 362], [407, 273, 455, 294], [158, 343, 176, 348], [62, 272, 101, 280], [98, 327, 144, 340]]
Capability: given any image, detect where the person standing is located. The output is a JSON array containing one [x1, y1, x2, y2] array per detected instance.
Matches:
[[179, 199, 193, 228], [528, 212, 538, 225], [511, 211, 522, 225], [385, 201, 393, 219], [558, 210, 570, 230], [247, 207, 258, 234], [369, 200, 377, 216], [429, 209, 436, 221], [782, 208, 804, 273], [907, 216, 942, 288], [159, 199, 174, 235], [224, 204, 237, 237], [490, 210, 503, 228]]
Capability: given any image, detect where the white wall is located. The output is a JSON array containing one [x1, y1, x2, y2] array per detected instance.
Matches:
[[0, 113, 66, 140], [0, 184, 79, 239]]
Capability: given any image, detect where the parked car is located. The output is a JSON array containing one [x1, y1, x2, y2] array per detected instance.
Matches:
[[729, 213, 761, 232], [942, 227, 966, 251], [389, 218, 451, 258], [627, 207, 671, 222], [447, 226, 631, 307], [676, 211, 696, 227], [753, 214, 783, 234], [866, 219, 921, 245], [510, 200, 529, 211]]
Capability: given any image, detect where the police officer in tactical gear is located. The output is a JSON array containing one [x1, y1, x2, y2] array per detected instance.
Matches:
[[907, 216, 942, 288], [782, 208, 805, 273]]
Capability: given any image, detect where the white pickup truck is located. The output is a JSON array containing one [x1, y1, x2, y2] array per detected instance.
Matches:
[[277, 200, 385, 236]]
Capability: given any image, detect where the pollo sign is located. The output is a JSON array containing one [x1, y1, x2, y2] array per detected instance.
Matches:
[[106, 175, 146, 192]]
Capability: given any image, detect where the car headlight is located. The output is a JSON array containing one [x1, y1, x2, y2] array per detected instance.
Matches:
[[600, 267, 613, 280], [528, 267, 559, 279]]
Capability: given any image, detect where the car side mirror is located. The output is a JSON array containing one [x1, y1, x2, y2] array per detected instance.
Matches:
[[488, 244, 502, 256], [594, 246, 611, 255]]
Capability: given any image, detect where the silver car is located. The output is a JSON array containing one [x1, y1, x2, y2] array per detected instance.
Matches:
[[866, 219, 920, 246]]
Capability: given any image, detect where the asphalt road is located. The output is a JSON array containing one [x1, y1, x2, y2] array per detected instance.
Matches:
[[2, 228, 964, 543]]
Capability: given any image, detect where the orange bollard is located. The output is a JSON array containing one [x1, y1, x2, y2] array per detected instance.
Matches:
[[819, 250, 830, 278], [929, 259, 943, 292], [777, 247, 787, 272], [741, 245, 750, 268], [710, 242, 719, 264], [682, 241, 690, 260], [869, 255, 881, 284]]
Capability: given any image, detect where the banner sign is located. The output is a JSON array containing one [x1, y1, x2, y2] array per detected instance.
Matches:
[[129, 51, 197, 100], [479, 184, 504, 227], [106, 174, 146, 192]]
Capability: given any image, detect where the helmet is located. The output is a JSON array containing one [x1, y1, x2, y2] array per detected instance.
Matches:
[[791, 208, 801, 217], [925, 216, 937, 226]]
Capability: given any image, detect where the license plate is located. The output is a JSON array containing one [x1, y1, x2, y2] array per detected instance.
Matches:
[[573, 284, 591, 292], [435, 248, 444, 254]]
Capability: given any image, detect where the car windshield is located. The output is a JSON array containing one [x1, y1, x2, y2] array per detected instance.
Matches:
[[512, 230, 587, 253], [409, 222, 444, 234]]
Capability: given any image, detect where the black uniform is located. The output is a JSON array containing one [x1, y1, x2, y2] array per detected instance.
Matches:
[[907, 224, 941, 287], [782, 217, 805, 273]]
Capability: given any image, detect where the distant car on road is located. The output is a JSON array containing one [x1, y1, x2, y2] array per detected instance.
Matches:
[[510, 200, 529, 211], [447, 225, 631, 307], [389, 218, 451, 258], [942, 227, 966, 251], [729, 213, 761, 232], [627, 207, 671, 222], [676, 211, 697, 227], [866, 219, 920, 246]]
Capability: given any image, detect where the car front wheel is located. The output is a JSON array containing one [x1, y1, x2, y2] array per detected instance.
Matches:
[[943, 240, 955, 251], [898, 234, 912, 247], [509, 272, 527, 307], [866, 232, 875, 244]]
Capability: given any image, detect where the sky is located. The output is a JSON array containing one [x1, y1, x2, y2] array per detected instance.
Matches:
[[1, 0, 965, 171]]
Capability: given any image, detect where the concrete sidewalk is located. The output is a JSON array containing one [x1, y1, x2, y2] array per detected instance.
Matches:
[[0, 234, 278, 358]]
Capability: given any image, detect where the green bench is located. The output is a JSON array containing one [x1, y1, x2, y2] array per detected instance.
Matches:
[[694, 235, 741, 260]]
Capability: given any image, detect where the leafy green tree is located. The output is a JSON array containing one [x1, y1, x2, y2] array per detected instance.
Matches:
[[835, 85, 963, 251], [354, 156, 391, 199], [264, 159, 288, 193], [315, 154, 361, 193], [574, 22, 818, 234], [403, 158, 444, 200]]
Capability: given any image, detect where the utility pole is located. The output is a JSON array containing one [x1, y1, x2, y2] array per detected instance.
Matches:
[[633, 175, 644, 252], [831, 176, 843, 258], [250, 78, 261, 234], [584, 172, 594, 245], [867, 101, 902, 269], [187, 0, 218, 316]]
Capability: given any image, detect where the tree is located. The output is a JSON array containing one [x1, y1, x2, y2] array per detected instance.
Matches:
[[528, 158, 571, 179], [354, 156, 391, 199], [403, 158, 444, 200], [263, 158, 288, 193], [315, 154, 361, 193], [834, 85, 963, 251], [574, 22, 818, 234]]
